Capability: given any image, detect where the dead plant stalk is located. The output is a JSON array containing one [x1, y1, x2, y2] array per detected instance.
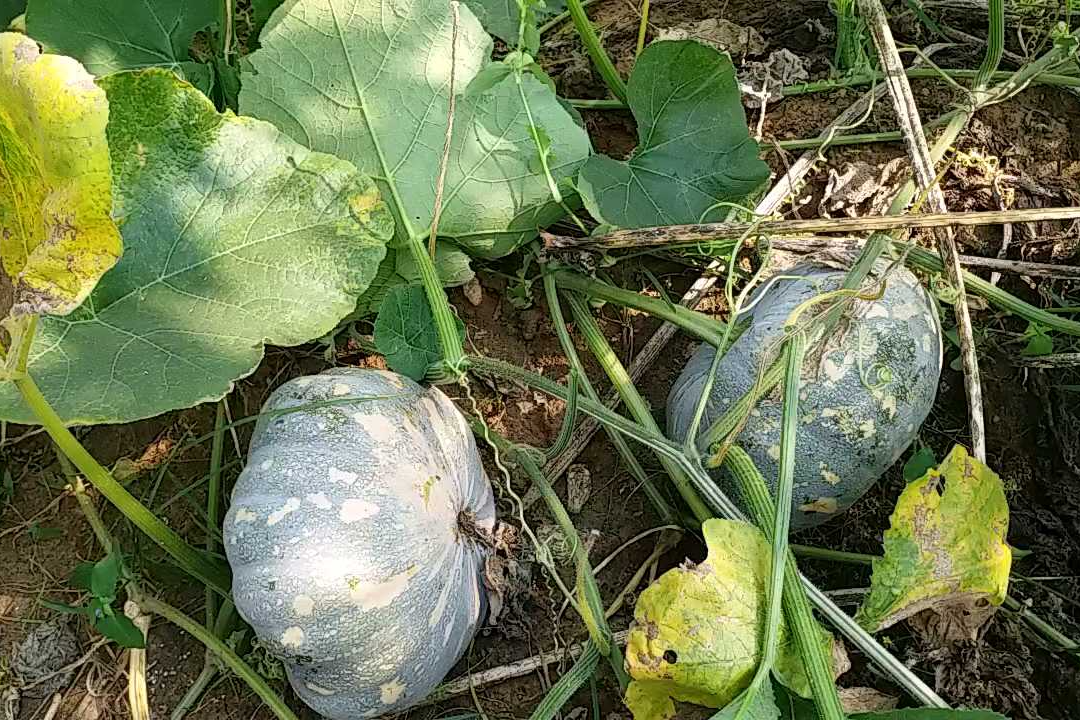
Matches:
[[542, 207, 1080, 250], [856, 0, 987, 462]]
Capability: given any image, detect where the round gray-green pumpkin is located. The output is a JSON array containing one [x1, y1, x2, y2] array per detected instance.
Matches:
[[224, 368, 495, 719], [667, 263, 942, 530]]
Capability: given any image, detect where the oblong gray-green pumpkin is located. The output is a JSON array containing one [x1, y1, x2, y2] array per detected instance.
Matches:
[[224, 368, 495, 719], [667, 263, 942, 530]]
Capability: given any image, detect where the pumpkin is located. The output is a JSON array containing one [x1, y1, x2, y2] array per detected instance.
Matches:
[[224, 368, 496, 719], [667, 262, 942, 530]]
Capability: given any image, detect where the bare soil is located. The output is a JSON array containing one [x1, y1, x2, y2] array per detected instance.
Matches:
[[3, 0, 1080, 718]]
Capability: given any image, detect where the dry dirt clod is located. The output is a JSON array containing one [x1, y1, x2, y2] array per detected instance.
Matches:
[[566, 463, 591, 514], [655, 19, 767, 58], [739, 49, 810, 103], [820, 158, 908, 218], [838, 687, 898, 713], [11, 619, 81, 699], [463, 277, 483, 306]]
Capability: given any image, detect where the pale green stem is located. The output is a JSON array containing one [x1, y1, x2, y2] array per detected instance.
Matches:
[[540, 267, 679, 524], [564, 292, 713, 523], [206, 402, 226, 630], [565, 0, 628, 102], [141, 596, 299, 720], [14, 368, 231, 596]]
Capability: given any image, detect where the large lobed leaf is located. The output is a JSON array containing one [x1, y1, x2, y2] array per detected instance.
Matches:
[[624, 519, 836, 720], [25, 0, 217, 88], [578, 40, 769, 229], [856, 446, 1011, 635], [0, 69, 393, 424], [239, 0, 590, 261], [0, 32, 121, 318], [461, 0, 566, 53]]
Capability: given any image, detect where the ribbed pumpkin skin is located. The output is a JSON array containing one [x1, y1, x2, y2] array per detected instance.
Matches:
[[224, 368, 495, 719], [667, 263, 942, 530]]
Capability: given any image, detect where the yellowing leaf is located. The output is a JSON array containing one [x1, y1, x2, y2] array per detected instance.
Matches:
[[624, 519, 833, 720], [0, 33, 120, 318], [855, 446, 1011, 635]]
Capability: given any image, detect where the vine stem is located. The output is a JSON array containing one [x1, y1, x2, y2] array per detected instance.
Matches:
[[739, 331, 816, 718], [554, 270, 729, 347], [141, 595, 300, 720], [463, 353, 947, 706], [539, 265, 679, 524], [467, 417, 630, 690], [634, 0, 649, 57], [568, 69, 1080, 110], [61, 456, 290, 720], [543, 207, 1080, 251], [564, 292, 713, 523], [12, 318, 231, 596], [725, 448, 849, 718], [206, 402, 226, 630], [564, 0, 628, 103]]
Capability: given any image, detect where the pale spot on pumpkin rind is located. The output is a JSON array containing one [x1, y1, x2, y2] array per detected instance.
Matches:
[[292, 594, 315, 616], [375, 370, 406, 389], [858, 419, 875, 439], [306, 492, 332, 510], [280, 626, 305, 648], [766, 444, 781, 461], [864, 303, 890, 319], [822, 356, 846, 382], [800, 497, 839, 513], [892, 302, 921, 321], [234, 508, 258, 523], [339, 498, 380, 522], [305, 682, 335, 696], [331, 383, 351, 396], [818, 462, 842, 486], [328, 467, 359, 484], [353, 413, 396, 444], [380, 677, 407, 704], [348, 566, 415, 608], [881, 394, 897, 419], [267, 498, 301, 526]]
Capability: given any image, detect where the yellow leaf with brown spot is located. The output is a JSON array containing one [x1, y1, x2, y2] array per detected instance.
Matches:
[[855, 445, 1011, 635], [0, 33, 120, 318], [623, 519, 839, 720]]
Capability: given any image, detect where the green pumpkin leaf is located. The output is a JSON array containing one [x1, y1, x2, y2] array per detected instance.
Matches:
[[0, 69, 393, 424], [396, 245, 475, 288], [239, 0, 590, 259], [1021, 321, 1053, 357], [90, 551, 121, 598], [578, 40, 768, 229], [95, 610, 145, 648], [374, 284, 465, 381], [40, 598, 89, 615], [461, 0, 565, 53], [25, 0, 216, 78], [0, 33, 121, 319], [69, 561, 95, 591], [0, 0, 22, 28], [250, 0, 285, 40], [852, 712, 1008, 720], [27, 522, 63, 541], [624, 519, 835, 720], [856, 446, 1011, 633], [902, 446, 937, 483], [709, 684, 780, 720]]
